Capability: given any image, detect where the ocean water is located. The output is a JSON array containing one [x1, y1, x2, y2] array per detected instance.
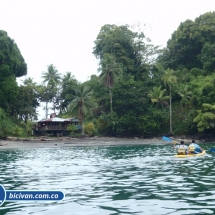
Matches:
[[0, 143, 214, 215]]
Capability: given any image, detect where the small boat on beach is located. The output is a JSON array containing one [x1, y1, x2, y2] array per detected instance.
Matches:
[[174, 150, 206, 158]]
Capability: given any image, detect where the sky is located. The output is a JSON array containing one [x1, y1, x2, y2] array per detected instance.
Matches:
[[1, 0, 215, 119], [1, 0, 215, 85]]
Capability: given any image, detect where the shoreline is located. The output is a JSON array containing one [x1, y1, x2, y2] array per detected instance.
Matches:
[[0, 136, 206, 149]]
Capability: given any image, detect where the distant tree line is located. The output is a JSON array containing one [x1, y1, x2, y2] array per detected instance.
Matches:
[[1, 12, 215, 138]]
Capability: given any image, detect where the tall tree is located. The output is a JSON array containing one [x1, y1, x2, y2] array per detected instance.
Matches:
[[15, 78, 39, 122], [60, 72, 78, 113], [67, 85, 97, 135], [38, 85, 54, 119], [41, 64, 61, 85], [82, 75, 108, 116], [0, 31, 27, 115], [98, 53, 122, 113], [93, 24, 159, 80], [0, 30, 27, 79], [159, 12, 215, 72], [41, 64, 61, 118], [162, 68, 177, 134]]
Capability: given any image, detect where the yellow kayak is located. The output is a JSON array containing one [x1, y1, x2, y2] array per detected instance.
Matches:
[[174, 150, 206, 158]]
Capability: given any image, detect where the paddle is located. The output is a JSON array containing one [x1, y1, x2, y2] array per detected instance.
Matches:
[[207, 148, 215, 153], [162, 136, 172, 142], [162, 136, 178, 145]]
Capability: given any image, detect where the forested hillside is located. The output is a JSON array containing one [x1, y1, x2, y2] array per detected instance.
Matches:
[[1, 12, 215, 138]]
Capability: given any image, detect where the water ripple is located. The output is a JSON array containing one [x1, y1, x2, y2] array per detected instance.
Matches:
[[0, 143, 215, 214]]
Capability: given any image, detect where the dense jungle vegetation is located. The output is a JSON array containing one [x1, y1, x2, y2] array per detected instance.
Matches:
[[1, 12, 215, 138]]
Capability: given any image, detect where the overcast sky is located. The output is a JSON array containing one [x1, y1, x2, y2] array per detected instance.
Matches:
[[1, 0, 215, 85]]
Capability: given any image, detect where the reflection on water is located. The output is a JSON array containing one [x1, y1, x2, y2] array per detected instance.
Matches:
[[0, 143, 214, 214]]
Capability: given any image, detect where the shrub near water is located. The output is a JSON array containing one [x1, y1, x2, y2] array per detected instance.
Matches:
[[67, 124, 78, 135], [0, 108, 14, 137], [12, 125, 24, 137], [84, 123, 97, 136]]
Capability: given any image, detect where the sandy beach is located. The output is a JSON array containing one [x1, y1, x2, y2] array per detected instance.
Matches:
[[0, 136, 202, 149]]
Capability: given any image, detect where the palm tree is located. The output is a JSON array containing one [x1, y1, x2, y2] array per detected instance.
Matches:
[[41, 64, 61, 86], [147, 86, 169, 107], [41, 64, 61, 118], [60, 72, 78, 112], [67, 84, 97, 135], [162, 68, 177, 134], [98, 53, 122, 113], [177, 84, 193, 107]]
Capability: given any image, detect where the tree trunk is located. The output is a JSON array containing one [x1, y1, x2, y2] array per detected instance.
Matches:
[[79, 106, 85, 135], [81, 119, 84, 135], [45, 101, 48, 119], [169, 85, 172, 134], [109, 88, 113, 113], [53, 102, 55, 113]]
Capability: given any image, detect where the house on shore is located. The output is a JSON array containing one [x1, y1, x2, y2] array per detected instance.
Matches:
[[33, 113, 80, 136]]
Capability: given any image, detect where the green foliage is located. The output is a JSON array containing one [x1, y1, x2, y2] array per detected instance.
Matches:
[[0, 75, 19, 114], [21, 120, 35, 137], [97, 111, 118, 135], [98, 53, 123, 88], [95, 78, 171, 137], [147, 86, 169, 106], [83, 75, 108, 115], [116, 113, 139, 136], [15, 78, 39, 121], [114, 106, 169, 137], [162, 68, 177, 87], [67, 124, 78, 135], [93, 24, 136, 75], [189, 73, 215, 107], [159, 12, 215, 71], [42, 64, 61, 85], [189, 68, 203, 77], [60, 72, 78, 112], [113, 79, 149, 117], [12, 125, 24, 137], [161, 68, 177, 133], [199, 43, 215, 73], [67, 84, 97, 134], [93, 24, 160, 80], [172, 102, 198, 134], [193, 103, 215, 132], [84, 123, 97, 136], [0, 31, 26, 115], [4, 14, 215, 137], [0, 108, 14, 137], [40, 64, 62, 117], [0, 30, 27, 78], [98, 53, 123, 113], [138, 108, 169, 136], [176, 84, 193, 107]]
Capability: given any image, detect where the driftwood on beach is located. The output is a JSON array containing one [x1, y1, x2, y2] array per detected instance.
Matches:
[[6, 136, 51, 141], [5, 135, 91, 142], [6, 136, 18, 141]]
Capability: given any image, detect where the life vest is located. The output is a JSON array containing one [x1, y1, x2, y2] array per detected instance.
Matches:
[[188, 145, 195, 154], [177, 147, 186, 155]]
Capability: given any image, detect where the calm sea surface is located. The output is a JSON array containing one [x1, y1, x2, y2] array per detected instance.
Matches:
[[0, 142, 215, 215]]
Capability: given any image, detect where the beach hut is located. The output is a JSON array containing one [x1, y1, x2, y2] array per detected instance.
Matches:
[[33, 113, 80, 136]]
